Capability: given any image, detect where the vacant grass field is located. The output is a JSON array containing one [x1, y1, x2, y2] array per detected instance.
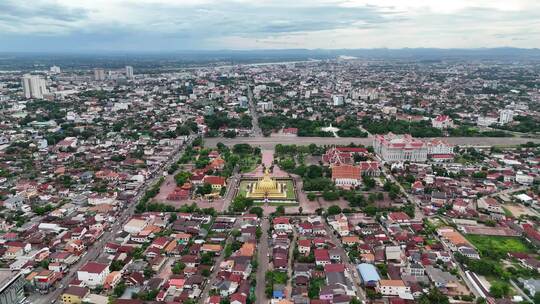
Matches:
[[466, 235, 532, 254]]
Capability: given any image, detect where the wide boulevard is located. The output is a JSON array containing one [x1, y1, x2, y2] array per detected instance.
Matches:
[[205, 135, 540, 149]]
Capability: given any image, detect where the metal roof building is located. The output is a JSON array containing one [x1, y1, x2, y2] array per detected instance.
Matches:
[[357, 263, 381, 287]]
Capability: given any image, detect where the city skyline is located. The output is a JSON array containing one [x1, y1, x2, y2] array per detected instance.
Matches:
[[1, 0, 540, 52]]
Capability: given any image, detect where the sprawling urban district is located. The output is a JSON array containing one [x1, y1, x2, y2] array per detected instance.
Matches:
[[0, 58, 539, 304]]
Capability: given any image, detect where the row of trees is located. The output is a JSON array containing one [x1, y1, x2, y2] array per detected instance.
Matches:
[[204, 112, 252, 130]]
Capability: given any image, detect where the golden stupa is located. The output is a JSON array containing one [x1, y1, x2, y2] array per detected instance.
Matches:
[[246, 168, 287, 199]]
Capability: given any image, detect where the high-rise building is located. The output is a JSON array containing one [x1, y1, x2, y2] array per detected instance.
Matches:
[[21, 74, 48, 99], [93, 68, 105, 81], [0, 270, 25, 304], [125, 66, 134, 79], [50, 65, 61, 74], [332, 95, 344, 106], [499, 109, 514, 125]]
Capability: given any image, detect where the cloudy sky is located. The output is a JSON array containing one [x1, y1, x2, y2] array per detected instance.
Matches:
[[1, 0, 539, 52]]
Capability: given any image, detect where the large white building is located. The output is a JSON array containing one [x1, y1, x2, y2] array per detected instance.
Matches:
[[426, 139, 455, 161], [93, 68, 106, 81], [332, 95, 344, 106], [21, 74, 48, 99], [374, 134, 453, 163], [352, 88, 378, 100], [125, 66, 134, 79], [258, 101, 273, 111], [373, 133, 428, 162], [77, 262, 109, 288], [49, 65, 61, 74], [477, 116, 498, 127], [377, 280, 410, 296], [499, 109, 514, 125], [123, 218, 149, 234], [432, 114, 454, 129]]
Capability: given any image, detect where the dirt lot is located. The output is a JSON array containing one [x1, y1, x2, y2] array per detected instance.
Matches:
[[504, 203, 539, 217], [154, 174, 177, 201], [160, 198, 227, 212]]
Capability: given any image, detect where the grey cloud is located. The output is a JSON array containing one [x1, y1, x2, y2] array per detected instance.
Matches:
[[0, 0, 88, 22], [126, 1, 401, 36]]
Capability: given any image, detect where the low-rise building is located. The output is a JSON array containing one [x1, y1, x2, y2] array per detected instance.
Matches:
[[77, 262, 110, 289], [377, 279, 410, 296]]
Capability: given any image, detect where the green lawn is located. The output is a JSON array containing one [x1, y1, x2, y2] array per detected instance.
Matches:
[[465, 235, 532, 255], [239, 156, 261, 173], [284, 180, 295, 198], [238, 181, 250, 197]]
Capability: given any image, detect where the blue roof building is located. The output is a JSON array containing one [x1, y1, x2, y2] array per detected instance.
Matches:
[[273, 290, 284, 299], [357, 263, 381, 287], [273, 284, 285, 299]]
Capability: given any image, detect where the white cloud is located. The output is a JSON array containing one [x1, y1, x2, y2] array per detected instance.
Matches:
[[0, 0, 539, 50]]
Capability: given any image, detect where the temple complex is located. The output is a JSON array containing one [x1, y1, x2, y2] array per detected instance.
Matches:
[[245, 168, 288, 199]]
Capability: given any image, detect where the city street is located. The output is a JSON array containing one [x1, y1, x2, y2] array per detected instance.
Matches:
[[200, 219, 242, 303], [247, 84, 263, 137], [255, 218, 270, 304], [27, 138, 193, 304], [322, 221, 366, 301]]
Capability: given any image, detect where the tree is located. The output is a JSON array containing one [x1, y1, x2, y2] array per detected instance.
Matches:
[[230, 195, 254, 212], [275, 206, 285, 216], [196, 183, 213, 195], [418, 288, 449, 304], [143, 267, 155, 279], [249, 206, 264, 218], [303, 177, 334, 191], [327, 205, 342, 215], [366, 289, 382, 300], [308, 278, 325, 299], [174, 171, 192, 186], [307, 193, 317, 201], [306, 165, 323, 178], [113, 281, 126, 297], [349, 297, 362, 304], [233, 144, 254, 155], [109, 260, 126, 272], [489, 281, 510, 298], [172, 262, 186, 274], [362, 176, 376, 189], [279, 158, 296, 171], [533, 292, 540, 304], [39, 259, 50, 269], [322, 190, 339, 201], [224, 130, 237, 138], [169, 212, 177, 223]]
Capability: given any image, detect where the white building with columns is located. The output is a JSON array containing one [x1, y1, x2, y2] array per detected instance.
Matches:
[[373, 133, 428, 162]]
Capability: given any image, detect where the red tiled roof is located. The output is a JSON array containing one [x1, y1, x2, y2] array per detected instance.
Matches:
[[79, 262, 108, 274], [332, 165, 361, 180], [273, 217, 290, 225], [388, 212, 410, 222], [203, 175, 226, 186], [298, 239, 311, 247], [324, 263, 345, 272], [314, 249, 330, 260], [335, 147, 368, 153]]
